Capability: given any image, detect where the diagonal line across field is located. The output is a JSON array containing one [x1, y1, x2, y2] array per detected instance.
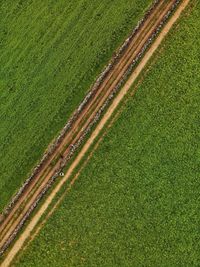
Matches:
[[0, 0, 189, 262]]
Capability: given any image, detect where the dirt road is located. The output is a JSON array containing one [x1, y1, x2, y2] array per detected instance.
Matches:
[[0, 0, 190, 265]]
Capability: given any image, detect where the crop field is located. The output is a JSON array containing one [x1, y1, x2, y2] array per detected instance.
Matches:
[[0, 0, 152, 212], [0, 1, 178, 255], [12, 1, 200, 266]]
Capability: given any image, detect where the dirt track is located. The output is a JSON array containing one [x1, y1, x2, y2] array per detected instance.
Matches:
[[0, 0, 190, 265]]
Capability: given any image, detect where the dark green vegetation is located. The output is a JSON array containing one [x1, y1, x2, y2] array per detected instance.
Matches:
[[13, 1, 200, 267], [0, 0, 152, 211]]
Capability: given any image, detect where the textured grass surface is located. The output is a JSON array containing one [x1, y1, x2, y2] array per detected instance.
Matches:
[[13, 1, 200, 267], [0, 0, 151, 211]]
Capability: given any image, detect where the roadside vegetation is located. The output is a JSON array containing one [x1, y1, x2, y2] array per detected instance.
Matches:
[[12, 1, 200, 266], [0, 0, 151, 211]]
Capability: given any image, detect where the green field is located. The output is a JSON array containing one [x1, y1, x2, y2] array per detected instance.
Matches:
[[13, 1, 200, 266], [0, 0, 152, 211]]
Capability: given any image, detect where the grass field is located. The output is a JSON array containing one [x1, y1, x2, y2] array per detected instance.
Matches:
[[12, 1, 200, 266], [0, 0, 152, 212]]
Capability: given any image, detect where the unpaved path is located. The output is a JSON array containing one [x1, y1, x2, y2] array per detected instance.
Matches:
[[0, 0, 174, 252], [1, 0, 190, 266]]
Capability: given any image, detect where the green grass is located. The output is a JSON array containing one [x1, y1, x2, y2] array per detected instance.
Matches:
[[0, 0, 152, 211], [12, 1, 200, 267]]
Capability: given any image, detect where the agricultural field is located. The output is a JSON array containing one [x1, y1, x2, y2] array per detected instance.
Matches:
[[0, 0, 152, 212], [12, 1, 200, 266]]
